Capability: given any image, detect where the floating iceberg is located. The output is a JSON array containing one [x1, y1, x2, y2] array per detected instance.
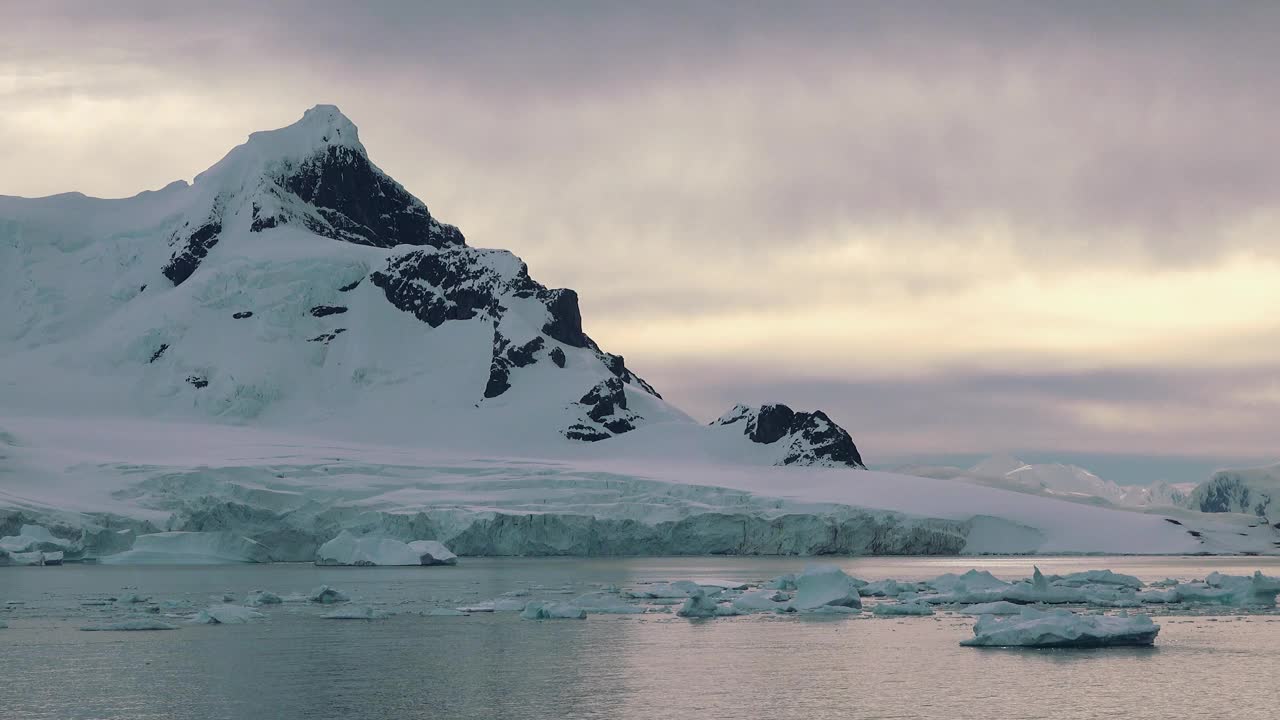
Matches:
[[9, 550, 63, 566], [308, 585, 349, 604], [872, 602, 933, 616], [926, 570, 1009, 593], [0, 525, 77, 554], [322, 605, 388, 620], [81, 619, 179, 631], [407, 540, 457, 566], [191, 605, 265, 624], [246, 591, 282, 606], [316, 531, 457, 566], [521, 602, 586, 620], [962, 608, 1159, 648], [792, 564, 863, 611], [765, 574, 797, 591], [676, 589, 721, 618], [1001, 567, 1089, 604], [860, 579, 915, 597], [101, 532, 272, 564]]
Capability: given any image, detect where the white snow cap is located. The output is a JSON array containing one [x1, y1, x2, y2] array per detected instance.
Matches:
[[194, 104, 365, 187]]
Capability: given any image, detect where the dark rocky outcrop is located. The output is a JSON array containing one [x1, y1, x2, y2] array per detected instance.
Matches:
[[163, 218, 222, 286], [713, 404, 865, 468], [308, 329, 347, 344], [309, 305, 347, 317], [186, 375, 209, 389], [232, 311, 253, 319], [276, 145, 464, 249], [564, 377, 641, 441], [149, 344, 169, 363], [484, 333, 546, 399]]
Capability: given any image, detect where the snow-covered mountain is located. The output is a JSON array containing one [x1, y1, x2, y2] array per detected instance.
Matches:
[[0, 106, 1273, 560], [1189, 464, 1280, 524]]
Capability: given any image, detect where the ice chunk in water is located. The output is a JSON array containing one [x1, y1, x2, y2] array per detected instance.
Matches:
[[191, 606, 265, 624], [81, 619, 178, 631], [961, 608, 1159, 648], [871, 602, 933, 616], [792, 564, 863, 611], [322, 606, 388, 620], [521, 602, 586, 620], [308, 585, 349, 604], [676, 589, 720, 618]]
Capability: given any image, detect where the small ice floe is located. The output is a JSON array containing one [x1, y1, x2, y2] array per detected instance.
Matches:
[[1001, 567, 1090, 605], [568, 593, 645, 614], [322, 605, 388, 620], [1054, 570, 1143, 589], [190, 606, 265, 625], [520, 602, 586, 620], [926, 570, 1009, 594], [676, 589, 720, 618], [765, 574, 797, 591], [456, 598, 526, 613], [246, 591, 282, 606], [425, 608, 468, 617], [119, 593, 150, 604], [792, 564, 863, 611], [308, 586, 349, 604], [81, 619, 178, 631], [860, 579, 915, 598], [872, 602, 934, 617], [625, 581, 703, 599], [732, 589, 791, 614], [961, 608, 1160, 648], [0, 619, 8, 629], [958, 601, 1027, 616]]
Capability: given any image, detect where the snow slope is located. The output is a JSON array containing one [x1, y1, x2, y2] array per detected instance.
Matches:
[[0, 106, 1274, 559], [897, 455, 1195, 510]]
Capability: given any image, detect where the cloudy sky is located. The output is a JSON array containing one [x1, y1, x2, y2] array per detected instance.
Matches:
[[5, 2, 1279, 479]]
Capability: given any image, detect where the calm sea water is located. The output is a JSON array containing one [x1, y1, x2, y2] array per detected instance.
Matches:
[[2, 556, 1279, 720]]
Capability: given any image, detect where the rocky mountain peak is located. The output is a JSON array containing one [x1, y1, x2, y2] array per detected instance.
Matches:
[[712, 404, 865, 468]]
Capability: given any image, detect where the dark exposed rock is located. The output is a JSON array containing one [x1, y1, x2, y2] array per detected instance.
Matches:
[[581, 377, 627, 422], [310, 305, 347, 317], [563, 424, 612, 442], [338, 279, 362, 292], [712, 404, 865, 468], [485, 333, 548, 399], [563, 377, 640, 441], [186, 375, 209, 389], [308, 329, 347, 344], [369, 248, 535, 328], [149, 344, 169, 363], [549, 347, 566, 368], [162, 218, 222, 286], [539, 289, 587, 348], [232, 311, 253, 319], [279, 145, 464, 249]]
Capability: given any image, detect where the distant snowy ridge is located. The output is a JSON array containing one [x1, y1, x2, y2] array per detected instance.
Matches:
[[1189, 464, 1280, 523], [894, 454, 1196, 510]]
